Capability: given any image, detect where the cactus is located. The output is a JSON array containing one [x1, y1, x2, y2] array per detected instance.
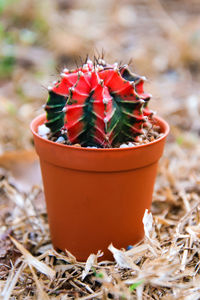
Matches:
[[44, 59, 153, 147]]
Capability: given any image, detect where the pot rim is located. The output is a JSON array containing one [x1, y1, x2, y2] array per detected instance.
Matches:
[[30, 113, 170, 152]]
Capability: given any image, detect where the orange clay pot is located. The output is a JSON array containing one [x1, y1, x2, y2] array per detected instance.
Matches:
[[31, 114, 169, 261]]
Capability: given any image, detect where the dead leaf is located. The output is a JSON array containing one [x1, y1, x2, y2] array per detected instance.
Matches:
[[10, 236, 55, 279], [108, 244, 140, 270]]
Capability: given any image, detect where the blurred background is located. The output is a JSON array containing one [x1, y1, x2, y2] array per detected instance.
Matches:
[[0, 0, 200, 153], [0, 2, 200, 296]]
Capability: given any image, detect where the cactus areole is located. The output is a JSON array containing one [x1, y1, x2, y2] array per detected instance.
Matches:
[[44, 59, 153, 148]]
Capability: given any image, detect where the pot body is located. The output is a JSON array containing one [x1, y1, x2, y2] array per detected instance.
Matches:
[[31, 114, 169, 260]]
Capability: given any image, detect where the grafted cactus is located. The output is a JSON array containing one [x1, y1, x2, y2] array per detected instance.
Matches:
[[44, 59, 153, 147]]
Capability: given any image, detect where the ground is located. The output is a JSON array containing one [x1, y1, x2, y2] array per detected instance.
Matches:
[[0, 0, 200, 299]]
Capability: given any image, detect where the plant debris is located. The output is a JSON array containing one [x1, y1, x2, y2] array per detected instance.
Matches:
[[1, 0, 200, 298]]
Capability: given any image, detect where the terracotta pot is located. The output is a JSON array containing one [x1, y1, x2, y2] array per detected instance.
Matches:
[[31, 114, 169, 261]]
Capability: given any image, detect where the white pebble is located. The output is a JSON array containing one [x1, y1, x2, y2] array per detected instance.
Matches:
[[128, 142, 135, 147], [120, 143, 129, 148], [56, 136, 65, 143], [42, 134, 48, 139], [120, 142, 135, 148], [38, 124, 50, 136], [87, 146, 97, 149]]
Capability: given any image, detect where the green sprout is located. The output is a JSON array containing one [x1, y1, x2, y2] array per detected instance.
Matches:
[[129, 280, 143, 291]]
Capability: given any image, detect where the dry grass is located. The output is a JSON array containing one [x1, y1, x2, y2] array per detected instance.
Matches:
[[0, 0, 200, 299]]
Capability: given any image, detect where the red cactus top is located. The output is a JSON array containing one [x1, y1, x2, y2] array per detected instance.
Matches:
[[45, 59, 152, 147]]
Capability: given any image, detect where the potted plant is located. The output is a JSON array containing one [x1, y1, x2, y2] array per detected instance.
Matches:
[[31, 58, 169, 261]]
